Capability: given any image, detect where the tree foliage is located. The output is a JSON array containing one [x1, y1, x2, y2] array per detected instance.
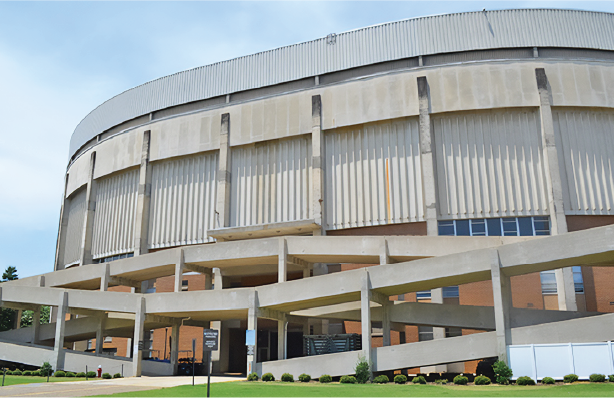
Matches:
[[2, 266, 18, 281]]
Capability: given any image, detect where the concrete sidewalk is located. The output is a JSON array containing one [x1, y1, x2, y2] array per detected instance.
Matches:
[[0, 375, 244, 397]]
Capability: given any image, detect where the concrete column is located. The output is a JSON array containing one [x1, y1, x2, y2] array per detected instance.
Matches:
[[13, 310, 22, 329], [535, 68, 577, 312], [32, 308, 41, 344], [132, 296, 145, 377], [417, 76, 438, 236], [54, 175, 70, 271], [134, 130, 152, 256], [95, 313, 107, 355], [174, 249, 185, 293], [170, 322, 180, 375], [100, 264, 110, 291], [278, 238, 287, 283], [216, 113, 232, 229], [204, 268, 213, 290], [381, 301, 391, 347], [277, 316, 287, 360], [311, 95, 325, 233], [247, 292, 258, 375], [302, 266, 311, 279], [211, 268, 223, 365], [53, 292, 68, 371], [490, 250, 512, 363], [360, 271, 372, 376], [79, 152, 98, 266]]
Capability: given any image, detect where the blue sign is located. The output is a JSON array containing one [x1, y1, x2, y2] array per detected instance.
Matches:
[[245, 329, 256, 346]]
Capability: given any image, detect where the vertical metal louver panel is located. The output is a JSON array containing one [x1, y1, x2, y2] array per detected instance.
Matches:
[[91, 169, 139, 259], [554, 109, 614, 215], [434, 109, 549, 220], [230, 136, 312, 227], [62, 187, 87, 266], [324, 118, 423, 230], [148, 152, 218, 249]]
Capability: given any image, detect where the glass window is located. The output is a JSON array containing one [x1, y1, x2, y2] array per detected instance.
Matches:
[[442, 286, 459, 298], [455, 220, 470, 236], [533, 216, 550, 235], [416, 291, 431, 300], [573, 266, 584, 293], [540, 270, 557, 294], [438, 220, 455, 236], [470, 219, 486, 236], [518, 217, 534, 236], [445, 327, 462, 337], [486, 218, 502, 236], [418, 326, 434, 341], [502, 218, 518, 236]]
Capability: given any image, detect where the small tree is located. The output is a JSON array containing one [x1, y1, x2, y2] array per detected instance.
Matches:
[[39, 362, 53, 378], [492, 360, 513, 385], [1, 266, 18, 282], [354, 354, 371, 383]]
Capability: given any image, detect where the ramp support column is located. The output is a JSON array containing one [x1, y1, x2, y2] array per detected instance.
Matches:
[[53, 292, 68, 371], [490, 250, 512, 363], [247, 291, 258, 376], [170, 322, 180, 375], [132, 296, 145, 377], [360, 270, 372, 379]]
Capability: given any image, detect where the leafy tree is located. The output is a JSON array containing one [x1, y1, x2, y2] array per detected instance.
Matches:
[[0, 266, 19, 331], [492, 360, 513, 385], [2, 266, 18, 281], [354, 354, 371, 383], [20, 306, 51, 328]]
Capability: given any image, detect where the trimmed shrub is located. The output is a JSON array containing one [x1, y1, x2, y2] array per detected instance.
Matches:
[[609, 375, 614, 382], [113, 373, 122, 379], [76, 372, 86, 378], [474, 375, 491, 385], [66, 372, 76, 378], [40, 362, 53, 377], [412, 376, 427, 384], [32, 371, 40, 377], [247, 372, 258, 381], [340, 375, 357, 384], [373, 375, 389, 384], [453, 375, 469, 385], [355, 355, 370, 384], [394, 374, 407, 384], [12, 369, 22, 376], [492, 360, 513, 385], [435, 379, 448, 385], [5, 370, 13, 375], [319, 374, 332, 383], [590, 374, 606, 383], [102, 373, 112, 379], [261, 373, 275, 382], [298, 373, 311, 383], [516, 376, 536, 386], [86, 371, 97, 378], [23, 371, 32, 376], [541, 377, 555, 385], [281, 373, 294, 382], [563, 374, 579, 383], [54, 371, 66, 377]]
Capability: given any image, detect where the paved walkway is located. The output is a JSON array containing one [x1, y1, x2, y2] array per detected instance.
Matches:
[[0, 376, 244, 397]]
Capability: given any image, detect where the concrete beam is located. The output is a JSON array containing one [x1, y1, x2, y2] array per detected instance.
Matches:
[[311, 95, 324, 232], [54, 174, 70, 271], [183, 263, 212, 276], [133, 130, 152, 256], [174, 249, 185, 293], [215, 113, 231, 230], [491, 250, 512, 363], [278, 238, 287, 283], [79, 152, 97, 266], [53, 292, 68, 371], [95, 313, 107, 355], [108, 276, 143, 289], [132, 296, 145, 377], [360, 270, 372, 378], [417, 76, 438, 236]]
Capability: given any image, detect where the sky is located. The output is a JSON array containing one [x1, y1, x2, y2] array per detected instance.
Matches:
[[1, 1, 614, 279]]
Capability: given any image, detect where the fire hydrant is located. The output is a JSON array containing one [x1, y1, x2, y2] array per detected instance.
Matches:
[[97, 366, 102, 378]]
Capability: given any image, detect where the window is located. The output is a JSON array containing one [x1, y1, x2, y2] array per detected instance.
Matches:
[[442, 286, 459, 298], [416, 291, 431, 300], [438, 216, 550, 237], [445, 327, 462, 337], [95, 252, 134, 264], [541, 266, 585, 294], [181, 280, 189, 291], [418, 326, 433, 341]]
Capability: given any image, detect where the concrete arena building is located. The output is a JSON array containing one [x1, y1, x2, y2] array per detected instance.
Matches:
[[2, 8, 614, 378]]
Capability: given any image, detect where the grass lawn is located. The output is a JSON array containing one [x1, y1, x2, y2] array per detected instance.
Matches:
[[1, 375, 87, 386], [99, 381, 614, 397]]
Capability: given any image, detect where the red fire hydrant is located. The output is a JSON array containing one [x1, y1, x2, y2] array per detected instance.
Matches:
[[97, 366, 102, 378]]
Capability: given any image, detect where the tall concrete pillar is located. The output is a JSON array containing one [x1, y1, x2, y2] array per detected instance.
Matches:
[[132, 296, 146, 377], [95, 313, 107, 355], [79, 152, 97, 266], [311, 95, 324, 234], [54, 175, 70, 271], [490, 250, 512, 363], [13, 310, 22, 329], [174, 249, 185, 293], [204, 268, 213, 291], [381, 300, 391, 347], [360, 271, 372, 378], [278, 238, 287, 283], [216, 113, 232, 229], [535, 68, 577, 312], [170, 322, 180, 375], [134, 130, 152, 256], [32, 308, 41, 344], [247, 292, 258, 375], [53, 292, 68, 371], [277, 316, 287, 360], [211, 268, 223, 369]]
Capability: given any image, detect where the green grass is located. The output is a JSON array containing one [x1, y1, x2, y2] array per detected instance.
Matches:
[[99, 381, 614, 397], [1, 375, 86, 386]]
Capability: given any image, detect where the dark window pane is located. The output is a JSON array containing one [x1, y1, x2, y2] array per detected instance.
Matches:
[[417, 291, 431, 300], [471, 219, 486, 236], [455, 220, 470, 236], [502, 218, 518, 236], [518, 217, 534, 236], [533, 216, 550, 235], [438, 221, 455, 236], [442, 286, 459, 298], [486, 218, 502, 236]]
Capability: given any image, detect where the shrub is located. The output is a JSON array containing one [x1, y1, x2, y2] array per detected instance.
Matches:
[[12, 369, 22, 376], [590, 374, 606, 383], [23, 371, 32, 376], [412, 376, 427, 384], [541, 377, 555, 385], [476, 359, 496, 382], [516, 376, 536, 386], [563, 374, 579, 383], [319, 374, 332, 383], [474, 375, 491, 385], [298, 373, 311, 383], [373, 375, 389, 384], [113, 373, 122, 379], [394, 374, 407, 384], [492, 361, 513, 385], [4, 370, 13, 375], [40, 362, 53, 377], [453, 375, 469, 385], [281, 373, 294, 382], [32, 371, 40, 377], [76, 372, 86, 378], [102, 373, 112, 379], [609, 375, 614, 383], [66, 372, 76, 377], [247, 372, 258, 381], [435, 379, 448, 385], [355, 355, 370, 384], [86, 371, 97, 378], [340, 375, 357, 384], [54, 371, 66, 377], [261, 373, 275, 382]]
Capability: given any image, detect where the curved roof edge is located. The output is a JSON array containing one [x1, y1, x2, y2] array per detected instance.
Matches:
[[69, 8, 614, 158]]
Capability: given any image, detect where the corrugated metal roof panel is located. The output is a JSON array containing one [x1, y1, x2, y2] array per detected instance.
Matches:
[[70, 9, 614, 158]]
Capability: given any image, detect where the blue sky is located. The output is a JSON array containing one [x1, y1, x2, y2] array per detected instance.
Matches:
[[1, 1, 613, 278]]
